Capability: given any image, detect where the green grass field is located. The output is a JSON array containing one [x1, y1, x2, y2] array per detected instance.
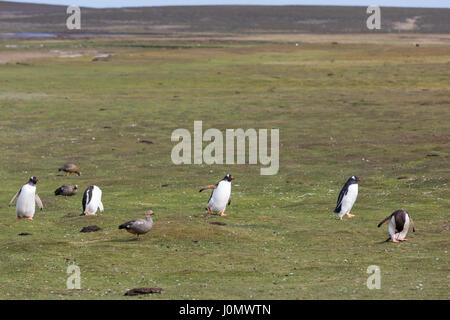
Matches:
[[0, 37, 448, 299]]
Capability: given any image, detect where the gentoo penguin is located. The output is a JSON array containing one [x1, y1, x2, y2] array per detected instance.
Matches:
[[333, 176, 362, 220], [55, 185, 78, 197], [9, 176, 43, 220], [118, 210, 154, 239], [58, 163, 81, 176], [81, 185, 103, 216], [378, 209, 415, 242], [199, 174, 234, 216]]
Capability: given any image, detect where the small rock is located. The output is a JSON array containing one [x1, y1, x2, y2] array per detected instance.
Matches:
[[18, 232, 32, 236], [92, 53, 111, 62]]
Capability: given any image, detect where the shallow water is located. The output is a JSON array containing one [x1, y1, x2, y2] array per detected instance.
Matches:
[[0, 33, 57, 39], [0, 33, 130, 39]]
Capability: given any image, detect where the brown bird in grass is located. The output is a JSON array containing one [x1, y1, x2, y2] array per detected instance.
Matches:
[[58, 163, 81, 176], [118, 210, 154, 239], [54, 185, 78, 197]]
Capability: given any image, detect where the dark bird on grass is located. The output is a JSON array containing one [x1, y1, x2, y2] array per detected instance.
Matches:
[[54, 185, 78, 197], [333, 176, 362, 220], [9, 176, 43, 220], [119, 210, 154, 239], [58, 163, 81, 176], [199, 174, 234, 217], [378, 209, 415, 243]]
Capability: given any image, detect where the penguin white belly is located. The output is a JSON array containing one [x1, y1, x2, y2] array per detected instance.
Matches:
[[85, 187, 103, 215], [399, 215, 410, 239], [208, 181, 231, 213], [388, 216, 396, 239], [339, 184, 358, 217], [16, 185, 36, 218]]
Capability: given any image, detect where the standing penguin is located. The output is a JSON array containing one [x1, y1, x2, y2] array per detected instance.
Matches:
[[378, 209, 415, 242], [9, 176, 43, 220], [199, 174, 234, 216], [333, 176, 362, 220], [81, 185, 104, 216]]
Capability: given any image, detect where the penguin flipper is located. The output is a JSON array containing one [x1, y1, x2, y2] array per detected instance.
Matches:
[[8, 190, 21, 206], [377, 214, 393, 228], [199, 185, 216, 192], [333, 187, 347, 213], [228, 196, 231, 205], [99, 201, 104, 213], [35, 194, 44, 210]]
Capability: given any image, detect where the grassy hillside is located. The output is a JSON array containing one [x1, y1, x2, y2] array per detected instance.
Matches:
[[0, 37, 448, 299], [0, 2, 449, 34]]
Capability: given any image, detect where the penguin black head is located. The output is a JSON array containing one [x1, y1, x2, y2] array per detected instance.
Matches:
[[223, 174, 235, 182], [349, 176, 362, 183], [29, 176, 39, 185]]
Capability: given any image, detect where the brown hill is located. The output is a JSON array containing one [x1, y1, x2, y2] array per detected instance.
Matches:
[[0, 1, 449, 35]]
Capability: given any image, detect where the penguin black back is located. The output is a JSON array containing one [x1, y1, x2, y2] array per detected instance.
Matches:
[[82, 186, 94, 212], [333, 176, 361, 213]]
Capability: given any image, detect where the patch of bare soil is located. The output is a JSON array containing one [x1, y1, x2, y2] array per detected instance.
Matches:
[[80, 225, 102, 233], [0, 50, 58, 63], [124, 287, 163, 296], [393, 16, 421, 31]]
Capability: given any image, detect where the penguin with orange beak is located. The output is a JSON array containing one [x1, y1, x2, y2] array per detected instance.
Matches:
[[199, 174, 234, 216], [9, 176, 43, 220], [333, 176, 362, 220]]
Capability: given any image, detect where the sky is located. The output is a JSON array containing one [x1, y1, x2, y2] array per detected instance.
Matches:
[[2, 0, 449, 8]]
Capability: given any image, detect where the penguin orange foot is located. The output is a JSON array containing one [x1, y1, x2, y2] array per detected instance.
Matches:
[[346, 213, 355, 218]]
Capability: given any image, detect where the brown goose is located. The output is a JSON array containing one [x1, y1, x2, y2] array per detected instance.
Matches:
[[55, 185, 78, 197], [58, 163, 81, 176], [119, 210, 154, 239]]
